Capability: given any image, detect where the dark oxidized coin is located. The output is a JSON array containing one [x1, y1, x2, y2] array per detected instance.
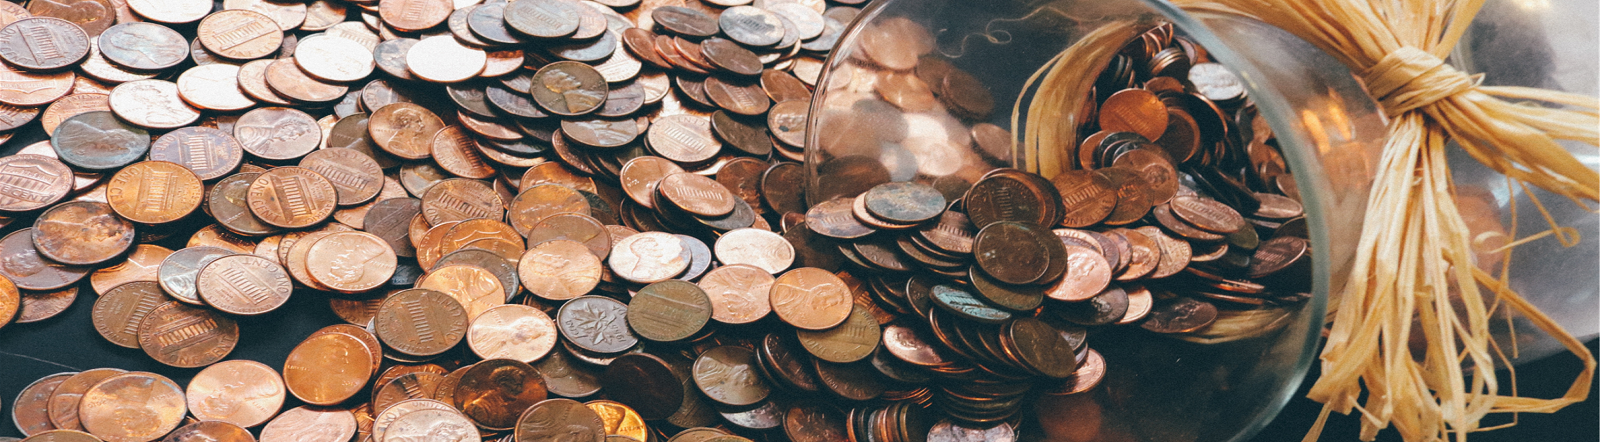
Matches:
[[812, 360, 884, 402], [468, 2, 523, 45], [532, 61, 608, 116], [600, 353, 683, 420], [557, 295, 637, 354], [1139, 297, 1218, 333], [51, 111, 149, 172], [967, 266, 1044, 313], [964, 171, 1054, 228], [453, 359, 548, 431], [700, 37, 763, 76], [973, 221, 1057, 285], [1005, 317, 1078, 378], [364, 198, 423, 258], [929, 284, 1010, 324], [1058, 286, 1129, 327], [652, 6, 718, 38], [1098, 167, 1153, 226], [627, 280, 712, 342], [862, 182, 945, 225]]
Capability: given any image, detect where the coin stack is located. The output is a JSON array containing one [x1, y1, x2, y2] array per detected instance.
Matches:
[[0, 0, 1308, 441]]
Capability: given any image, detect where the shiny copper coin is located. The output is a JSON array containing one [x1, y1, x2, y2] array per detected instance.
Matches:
[[407, 35, 487, 83], [263, 58, 348, 103], [658, 172, 736, 217], [311, 324, 383, 377], [259, 407, 357, 442], [186, 360, 286, 428], [0, 101, 44, 132], [283, 331, 373, 406], [587, 400, 648, 441], [531, 61, 608, 116], [693, 345, 771, 406], [375, 288, 469, 357], [16, 287, 76, 324], [1169, 195, 1245, 234], [1116, 285, 1154, 325], [770, 267, 853, 330], [246, 166, 338, 229], [79, 372, 187, 442], [0, 17, 90, 70], [618, 156, 683, 209], [197, 9, 282, 60], [150, 127, 245, 181], [237, 60, 292, 106], [97, 22, 188, 71], [13, 373, 73, 436], [697, 264, 773, 324], [440, 218, 523, 254], [379, 0, 451, 32], [453, 359, 548, 430], [159, 421, 254, 442], [517, 239, 602, 302], [195, 254, 292, 315], [0, 155, 74, 213], [0, 63, 73, 107], [108, 79, 200, 129], [31, 201, 134, 266], [372, 372, 446, 413], [40, 93, 109, 135], [421, 178, 505, 225], [881, 324, 948, 367], [1049, 170, 1118, 228], [45, 368, 124, 432], [298, 148, 384, 206], [515, 399, 606, 442], [607, 232, 689, 284], [104, 161, 203, 225], [1097, 89, 1167, 141], [431, 126, 497, 179], [417, 264, 505, 320], [90, 281, 170, 348], [138, 302, 239, 368], [468, 304, 559, 363], [1045, 246, 1114, 302], [525, 213, 610, 259]]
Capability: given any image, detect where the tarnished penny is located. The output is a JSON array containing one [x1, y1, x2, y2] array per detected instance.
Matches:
[[198, 10, 283, 60], [79, 372, 187, 442], [1169, 195, 1245, 234], [283, 331, 373, 405], [16, 286, 76, 324], [556, 295, 637, 354], [247, 166, 338, 229], [531, 61, 607, 116], [46, 368, 125, 432], [693, 345, 770, 406], [237, 107, 322, 161], [186, 360, 286, 428], [31, 201, 134, 266], [627, 280, 712, 342], [150, 127, 245, 181], [0, 17, 90, 70], [138, 302, 239, 368], [374, 288, 469, 357], [770, 267, 852, 330], [195, 254, 292, 315], [156, 246, 233, 305], [91, 281, 170, 348], [607, 232, 689, 284], [1051, 170, 1118, 228], [50, 110, 149, 172], [14, 373, 73, 437], [97, 22, 188, 71], [515, 399, 606, 442]]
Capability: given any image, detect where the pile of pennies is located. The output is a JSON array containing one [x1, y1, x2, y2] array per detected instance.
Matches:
[[0, 0, 1312, 439]]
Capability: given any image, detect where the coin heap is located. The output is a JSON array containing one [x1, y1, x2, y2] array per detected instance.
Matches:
[[0, 0, 1308, 440]]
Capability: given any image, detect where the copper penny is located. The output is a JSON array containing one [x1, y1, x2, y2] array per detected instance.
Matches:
[[0, 1, 26, 28], [50, 110, 149, 172], [515, 239, 601, 302], [524, 213, 610, 260], [467, 304, 558, 362], [246, 166, 339, 229], [651, 109, 726, 158], [421, 178, 505, 225], [1139, 297, 1218, 334], [13, 373, 73, 437], [714, 228, 794, 274], [222, 0, 306, 33], [211, 173, 283, 237], [627, 280, 712, 342], [294, 34, 374, 83], [379, 0, 451, 32], [363, 198, 422, 259], [159, 421, 255, 442], [370, 102, 446, 160], [508, 183, 589, 236], [0, 101, 44, 132], [40, 94, 110, 135], [618, 156, 683, 209], [195, 254, 292, 315], [46, 368, 125, 432], [31, 201, 134, 266], [0, 229, 85, 292], [307, 231, 396, 293], [236, 107, 322, 161], [376, 288, 470, 357], [79, 372, 187, 442], [693, 345, 770, 406], [299, 148, 384, 206], [1098, 88, 1168, 141], [770, 267, 852, 330], [138, 302, 239, 368], [26, 0, 114, 37], [1116, 285, 1154, 325], [0, 155, 74, 213], [149, 127, 244, 181], [452, 359, 548, 431], [607, 231, 689, 284], [797, 303, 880, 363], [91, 281, 170, 348], [0, 62, 73, 107], [804, 198, 874, 239], [108, 79, 200, 129], [188, 225, 256, 255], [186, 359, 286, 428], [1045, 246, 1113, 302], [692, 264, 771, 325], [418, 264, 505, 320], [236, 59, 292, 105], [432, 126, 498, 179], [531, 61, 608, 116], [657, 172, 737, 217], [0, 17, 90, 70], [283, 331, 372, 406], [97, 22, 188, 71], [264, 58, 348, 103], [372, 372, 446, 413], [386, 408, 479, 442], [520, 162, 597, 194], [259, 407, 357, 442], [1050, 169, 1118, 228], [407, 35, 487, 83], [16, 286, 76, 323], [1170, 195, 1246, 234]]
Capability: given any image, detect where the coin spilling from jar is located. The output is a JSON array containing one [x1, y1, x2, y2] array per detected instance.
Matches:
[[0, 0, 1308, 440]]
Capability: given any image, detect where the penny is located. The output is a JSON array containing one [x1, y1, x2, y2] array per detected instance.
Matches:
[[766, 99, 809, 148], [138, 301, 239, 367], [421, 178, 504, 225], [1097, 88, 1167, 141], [718, 7, 783, 48], [372, 38, 418, 81], [195, 254, 292, 315], [797, 304, 880, 363], [704, 76, 770, 116], [694, 345, 770, 406], [1169, 195, 1245, 234], [0, 62, 74, 107], [687, 264, 772, 325], [556, 295, 637, 354], [652, 6, 717, 38], [861, 182, 945, 225], [108, 79, 200, 129], [658, 172, 737, 217], [418, 264, 505, 320], [223, 0, 306, 31], [707, 113, 771, 159], [16, 286, 75, 324], [79, 372, 187, 442], [587, 401, 649, 441], [370, 102, 446, 160], [259, 407, 357, 442], [246, 166, 339, 229], [45, 368, 125, 432], [14, 373, 73, 437], [283, 331, 373, 405], [264, 58, 348, 103], [532, 61, 608, 116], [713, 228, 794, 274], [386, 409, 480, 442], [1188, 63, 1246, 103], [515, 399, 606, 442], [536, 347, 605, 398], [607, 231, 689, 284], [784, 404, 849, 442], [50, 110, 149, 172], [186, 360, 286, 428], [294, 34, 374, 83], [98, 22, 188, 71], [1248, 236, 1309, 279], [408, 35, 487, 83], [197, 10, 282, 60], [525, 214, 609, 260], [0, 102, 44, 133], [1045, 246, 1113, 302], [503, 0, 580, 38], [627, 280, 711, 342], [149, 127, 244, 181], [236, 107, 322, 161], [926, 420, 1015, 442], [379, 0, 451, 31], [156, 246, 232, 305], [27, 202, 129, 267], [596, 353, 681, 421], [159, 421, 254, 442], [972, 221, 1056, 285], [516, 239, 603, 302], [1139, 297, 1218, 333], [453, 359, 548, 430], [618, 156, 683, 209], [1050, 170, 1118, 228], [236, 60, 292, 105], [0, 228, 87, 291], [91, 281, 170, 347], [1111, 148, 1179, 205], [467, 304, 558, 362], [770, 267, 852, 330], [0, 17, 90, 70], [375, 288, 470, 358], [299, 148, 384, 206], [622, 28, 670, 69], [428, 126, 496, 179], [1116, 285, 1154, 325], [40, 94, 110, 135], [373, 372, 445, 413]]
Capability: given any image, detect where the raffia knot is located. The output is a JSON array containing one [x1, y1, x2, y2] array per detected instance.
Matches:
[[1360, 46, 1480, 116]]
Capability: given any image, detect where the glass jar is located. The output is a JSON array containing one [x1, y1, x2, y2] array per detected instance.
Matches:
[[802, 0, 1594, 440]]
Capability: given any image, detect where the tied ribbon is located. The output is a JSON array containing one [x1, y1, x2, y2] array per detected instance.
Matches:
[[1359, 46, 1480, 116]]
